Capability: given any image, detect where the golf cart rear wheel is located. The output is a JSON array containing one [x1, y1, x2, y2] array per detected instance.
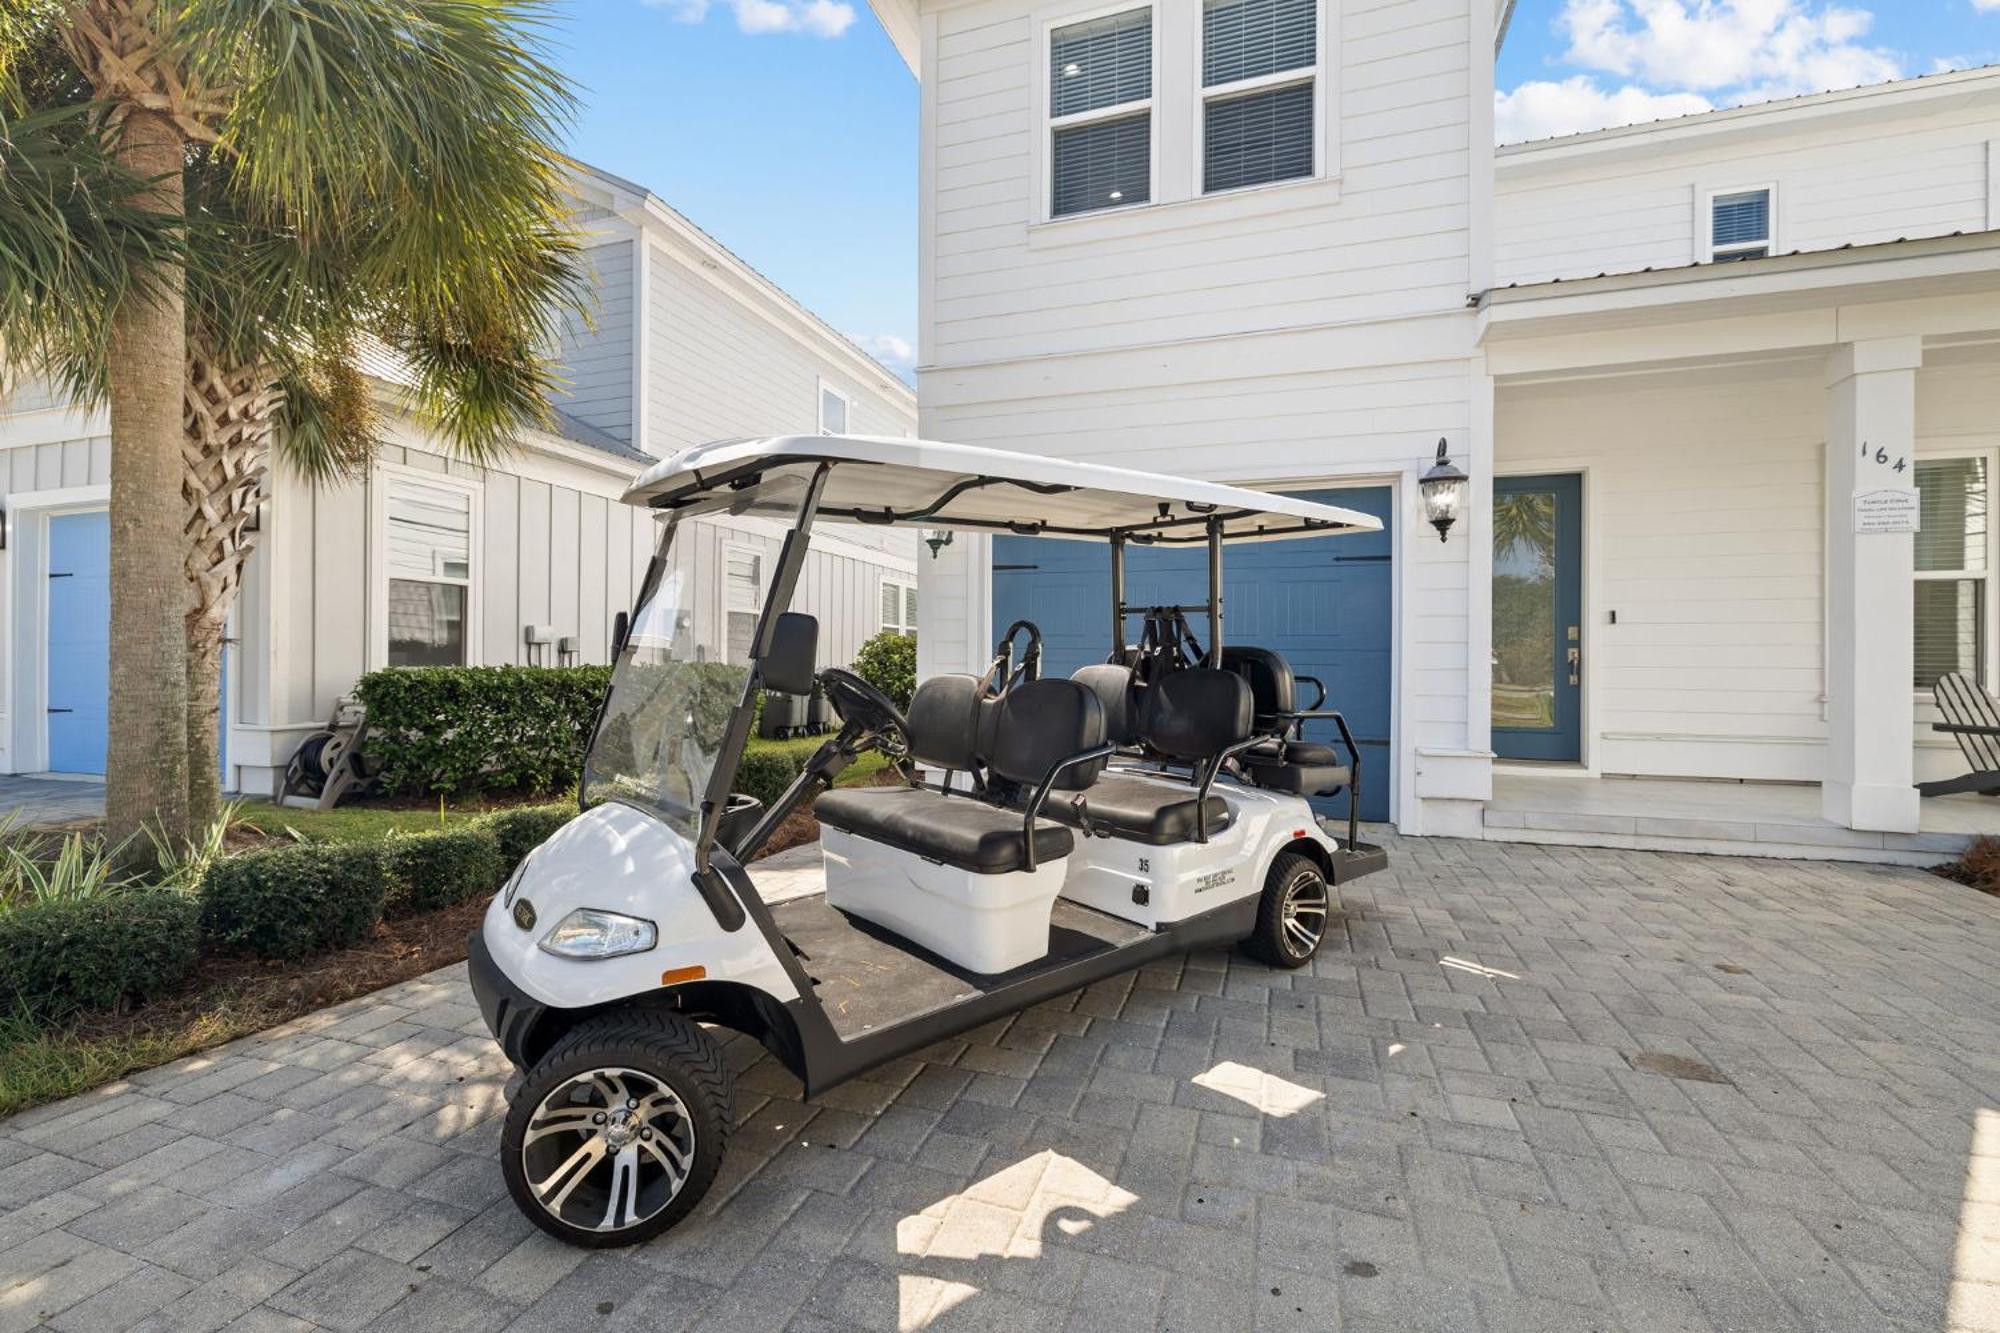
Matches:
[[1244, 851, 1331, 969], [501, 1009, 732, 1248]]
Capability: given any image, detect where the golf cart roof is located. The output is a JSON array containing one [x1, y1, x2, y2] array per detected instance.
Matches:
[[621, 435, 1382, 544]]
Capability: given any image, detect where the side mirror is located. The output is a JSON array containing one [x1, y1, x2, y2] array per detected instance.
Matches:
[[611, 610, 630, 658], [761, 612, 818, 695]]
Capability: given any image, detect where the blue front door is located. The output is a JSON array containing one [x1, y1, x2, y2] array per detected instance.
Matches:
[[46, 511, 111, 775], [1492, 473, 1583, 762], [992, 486, 1394, 820]]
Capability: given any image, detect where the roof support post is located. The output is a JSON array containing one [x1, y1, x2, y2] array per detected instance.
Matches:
[[1206, 516, 1224, 667], [1109, 534, 1127, 665]]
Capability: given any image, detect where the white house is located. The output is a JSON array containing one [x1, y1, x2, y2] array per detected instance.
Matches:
[[873, 0, 2000, 861], [0, 162, 917, 796]]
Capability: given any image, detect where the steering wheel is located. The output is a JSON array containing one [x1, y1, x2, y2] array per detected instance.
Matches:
[[817, 668, 910, 752]]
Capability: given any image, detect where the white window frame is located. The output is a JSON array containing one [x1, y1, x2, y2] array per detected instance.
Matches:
[[817, 379, 853, 436], [1913, 445, 1998, 699], [724, 542, 766, 665], [1041, 1, 1160, 223], [1704, 183, 1776, 263], [879, 576, 918, 635], [1193, 0, 1326, 198], [369, 461, 483, 671]]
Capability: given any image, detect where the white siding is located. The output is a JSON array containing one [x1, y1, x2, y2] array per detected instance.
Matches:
[[1497, 92, 2000, 287], [552, 237, 638, 441], [928, 0, 1476, 366], [1496, 362, 1827, 781]]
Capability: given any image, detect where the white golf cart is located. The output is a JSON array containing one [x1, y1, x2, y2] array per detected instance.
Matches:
[[470, 435, 1388, 1246]]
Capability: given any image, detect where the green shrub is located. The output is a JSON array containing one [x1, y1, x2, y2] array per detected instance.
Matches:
[[482, 803, 576, 868], [200, 844, 388, 961], [381, 827, 505, 918], [0, 891, 200, 1018], [853, 630, 917, 709], [736, 747, 805, 808], [356, 665, 612, 798]]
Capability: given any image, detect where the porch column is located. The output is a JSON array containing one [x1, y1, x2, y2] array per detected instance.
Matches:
[[1823, 337, 1922, 833]]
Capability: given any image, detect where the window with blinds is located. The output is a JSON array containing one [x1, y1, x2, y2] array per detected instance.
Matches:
[[880, 579, 917, 634], [1048, 8, 1152, 217], [1710, 188, 1771, 261], [726, 548, 762, 665], [386, 477, 473, 668], [1916, 457, 1990, 689], [1201, 0, 1315, 194]]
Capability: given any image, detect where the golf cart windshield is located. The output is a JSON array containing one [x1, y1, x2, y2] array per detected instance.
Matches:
[[582, 469, 821, 831]]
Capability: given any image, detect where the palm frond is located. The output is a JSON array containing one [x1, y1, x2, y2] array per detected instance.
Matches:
[[0, 101, 180, 403]]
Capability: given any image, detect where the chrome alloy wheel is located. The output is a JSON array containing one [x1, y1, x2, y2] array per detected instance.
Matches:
[[518, 1067, 696, 1234], [1279, 872, 1330, 956]]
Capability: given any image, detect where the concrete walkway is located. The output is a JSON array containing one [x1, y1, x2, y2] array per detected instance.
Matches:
[[0, 776, 104, 829], [2, 835, 1997, 1332]]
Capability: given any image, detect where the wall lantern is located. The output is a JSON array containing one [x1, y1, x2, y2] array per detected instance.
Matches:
[[1418, 438, 1467, 543], [922, 528, 955, 559]]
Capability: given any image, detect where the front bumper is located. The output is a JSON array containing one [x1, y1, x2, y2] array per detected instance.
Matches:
[[467, 928, 547, 1073]]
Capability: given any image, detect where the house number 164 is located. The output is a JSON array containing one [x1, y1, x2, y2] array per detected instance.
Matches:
[[1862, 441, 1908, 473]]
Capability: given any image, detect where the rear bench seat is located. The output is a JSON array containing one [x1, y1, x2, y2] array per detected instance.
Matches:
[[814, 676, 1103, 873], [1035, 665, 1251, 844]]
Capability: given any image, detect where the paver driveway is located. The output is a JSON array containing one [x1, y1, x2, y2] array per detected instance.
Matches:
[[3, 834, 1997, 1333]]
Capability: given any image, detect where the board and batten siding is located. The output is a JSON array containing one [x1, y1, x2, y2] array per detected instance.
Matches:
[[1496, 91, 2000, 287]]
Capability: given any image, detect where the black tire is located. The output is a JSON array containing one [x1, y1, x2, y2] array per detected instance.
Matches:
[[501, 1008, 732, 1248], [1243, 851, 1332, 969]]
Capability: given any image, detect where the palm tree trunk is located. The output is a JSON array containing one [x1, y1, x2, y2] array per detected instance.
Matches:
[[182, 350, 273, 830], [104, 105, 188, 846]]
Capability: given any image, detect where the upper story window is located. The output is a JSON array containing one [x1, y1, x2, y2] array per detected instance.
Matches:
[[1048, 7, 1153, 218], [1709, 188, 1772, 262], [819, 381, 850, 435], [386, 475, 473, 668], [1201, 0, 1316, 194]]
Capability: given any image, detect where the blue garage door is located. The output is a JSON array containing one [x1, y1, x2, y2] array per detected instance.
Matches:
[[992, 486, 1393, 820], [47, 511, 111, 775]]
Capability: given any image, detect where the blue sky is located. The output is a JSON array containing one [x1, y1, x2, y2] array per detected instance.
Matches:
[[549, 1, 918, 378], [550, 1, 1997, 379], [1499, 2, 2000, 143]]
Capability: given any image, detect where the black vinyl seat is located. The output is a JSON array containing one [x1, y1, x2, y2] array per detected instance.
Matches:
[[1220, 646, 1351, 797], [814, 676, 1104, 874], [1038, 770, 1228, 845], [815, 786, 1073, 872]]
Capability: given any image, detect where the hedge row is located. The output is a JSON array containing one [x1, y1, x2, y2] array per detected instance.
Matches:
[[356, 666, 612, 798], [0, 803, 579, 1018]]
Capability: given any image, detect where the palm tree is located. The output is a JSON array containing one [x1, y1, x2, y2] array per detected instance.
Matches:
[[2, 1, 583, 840]]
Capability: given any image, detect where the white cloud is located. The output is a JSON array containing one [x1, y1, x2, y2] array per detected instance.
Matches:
[[1557, 0, 1900, 98], [643, 0, 855, 37], [1497, 2, 1907, 143], [850, 332, 916, 374], [1496, 76, 1712, 142], [1975, 0, 2000, 12]]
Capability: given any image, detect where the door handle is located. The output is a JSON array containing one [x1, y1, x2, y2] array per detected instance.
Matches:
[[1566, 644, 1581, 686]]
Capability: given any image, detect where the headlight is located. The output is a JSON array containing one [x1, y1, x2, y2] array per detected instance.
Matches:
[[538, 908, 657, 960]]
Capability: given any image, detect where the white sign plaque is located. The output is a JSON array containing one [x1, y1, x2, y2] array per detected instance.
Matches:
[[1853, 488, 1920, 535]]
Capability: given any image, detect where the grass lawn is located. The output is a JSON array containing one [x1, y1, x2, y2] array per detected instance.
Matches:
[[232, 798, 496, 844]]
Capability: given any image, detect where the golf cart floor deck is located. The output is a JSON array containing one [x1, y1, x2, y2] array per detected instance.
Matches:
[[766, 891, 1151, 1040]]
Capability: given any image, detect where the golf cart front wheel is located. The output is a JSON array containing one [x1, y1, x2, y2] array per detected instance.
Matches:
[[1244, 851, 1331, 969], [501, 1009, 732, 1248]]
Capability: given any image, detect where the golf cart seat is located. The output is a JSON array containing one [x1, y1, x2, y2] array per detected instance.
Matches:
[[1038, 664, 1232, 843], [1222, 646, 1351, 797], [816, 677, 1107, 973]]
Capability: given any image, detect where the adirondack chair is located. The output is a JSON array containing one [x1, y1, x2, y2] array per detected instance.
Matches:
[[1919, 671, 2000, 797]]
